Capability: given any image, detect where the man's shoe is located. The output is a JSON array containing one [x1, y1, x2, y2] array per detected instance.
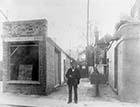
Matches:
[[67, 101, 72, 104], [74, 101, 78, 104]]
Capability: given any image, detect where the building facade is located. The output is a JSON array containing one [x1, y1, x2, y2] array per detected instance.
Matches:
[[2, 19, 71, 95], [107, 22, 140, 103]]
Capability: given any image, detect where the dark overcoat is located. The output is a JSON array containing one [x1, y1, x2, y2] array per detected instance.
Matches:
[[66, 68, 81, 86]]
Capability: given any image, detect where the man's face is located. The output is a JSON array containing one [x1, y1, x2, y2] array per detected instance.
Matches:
[[71, 64, 76, 68]]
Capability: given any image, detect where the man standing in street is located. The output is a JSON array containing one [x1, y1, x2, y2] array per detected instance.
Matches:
[[66, 63, 81, 104]]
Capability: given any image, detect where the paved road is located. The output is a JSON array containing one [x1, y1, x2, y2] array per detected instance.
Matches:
[[0, 78, 139, 107], [46, 78, 118, 102]]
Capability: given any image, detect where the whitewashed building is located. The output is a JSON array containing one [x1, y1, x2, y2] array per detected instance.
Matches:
[[107, 22, 140, 103]]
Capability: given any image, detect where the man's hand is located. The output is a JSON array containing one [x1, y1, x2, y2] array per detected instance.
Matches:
[[69, 75, 72, 78]]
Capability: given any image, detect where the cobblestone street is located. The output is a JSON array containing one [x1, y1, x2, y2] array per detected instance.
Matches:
[[0, 78, 139, 107]]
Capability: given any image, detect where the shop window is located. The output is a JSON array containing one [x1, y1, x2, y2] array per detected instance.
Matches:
[[9, 42, 39, 81]]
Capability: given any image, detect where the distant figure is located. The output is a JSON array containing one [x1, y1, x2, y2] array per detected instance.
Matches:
[[66, 63, 81, 104], [97, 61, 104, 75], [89, 66, 99, 84]]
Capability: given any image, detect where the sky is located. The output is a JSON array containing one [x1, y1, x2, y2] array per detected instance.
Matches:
[[0, 0, 135, 60]]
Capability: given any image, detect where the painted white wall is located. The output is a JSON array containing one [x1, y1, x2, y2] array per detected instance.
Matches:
[[61, 52, 66, 84], [108, 23, 140, 102], [107, 41, 116, 88], [118, 24, 140, 102]]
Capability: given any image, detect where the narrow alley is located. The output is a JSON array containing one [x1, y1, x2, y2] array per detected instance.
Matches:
[[1, 0, 140, 107], [46, 78, 118, 102], [0, 78, 139, 107]]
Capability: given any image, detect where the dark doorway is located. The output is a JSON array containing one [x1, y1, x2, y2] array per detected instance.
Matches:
[[55, 48, 61, 85], [80, 65, 88, 78]]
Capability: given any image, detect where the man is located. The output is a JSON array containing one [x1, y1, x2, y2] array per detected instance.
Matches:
[[66, 63, 81, 104]]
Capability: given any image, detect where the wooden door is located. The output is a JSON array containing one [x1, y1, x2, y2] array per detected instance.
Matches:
[[55, 49, 61, 86]]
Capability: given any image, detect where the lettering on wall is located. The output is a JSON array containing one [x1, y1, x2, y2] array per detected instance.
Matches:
[[2, 20, 47, 37]]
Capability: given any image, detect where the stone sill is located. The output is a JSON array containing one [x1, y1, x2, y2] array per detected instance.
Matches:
[[7, 81, 40, 85]]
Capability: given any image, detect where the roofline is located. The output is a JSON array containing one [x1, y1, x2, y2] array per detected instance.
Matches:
[[3, 18, 47, 24], [47, 37, 76, 61], [117, 22, 140, 32]]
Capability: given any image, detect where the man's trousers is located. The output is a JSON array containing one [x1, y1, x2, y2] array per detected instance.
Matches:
[[68, 85, 78, 102]]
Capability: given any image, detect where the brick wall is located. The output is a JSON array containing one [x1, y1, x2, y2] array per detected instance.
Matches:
[[2, 19, 48, 95], [46, 41, 56, 94], [2, 19, 72, 95]]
